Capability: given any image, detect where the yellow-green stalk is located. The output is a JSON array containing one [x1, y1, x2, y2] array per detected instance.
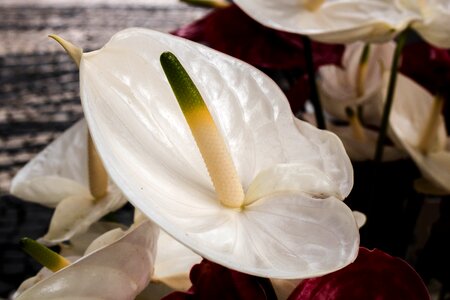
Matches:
[[88, 133, 108, 199], [49, 35, 108, 199], [160, 52, 245, 208], [417, 95, 444, 154], [304, 0, 325, 11], [346, 106, 366, 142], [20, 238, 70, 272], [356, 44, 370, 97]]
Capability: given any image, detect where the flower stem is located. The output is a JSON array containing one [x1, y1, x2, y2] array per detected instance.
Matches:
[[373, 31, 407, 162], [302, 35, 326, 129]]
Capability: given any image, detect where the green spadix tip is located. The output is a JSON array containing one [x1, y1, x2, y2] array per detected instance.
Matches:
[[160, 51, 205, 114], [20, 237, 70, 272], [48, 34, 83, 67]]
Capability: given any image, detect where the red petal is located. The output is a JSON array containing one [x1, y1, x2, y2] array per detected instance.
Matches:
[[288, 248, 430, 300]]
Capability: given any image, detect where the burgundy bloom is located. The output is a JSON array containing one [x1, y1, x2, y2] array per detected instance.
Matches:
[[162, 259, 277, 300], [401, 41, 450, 96], [172, 5, 342, 71], [288, 248, 430, 300]]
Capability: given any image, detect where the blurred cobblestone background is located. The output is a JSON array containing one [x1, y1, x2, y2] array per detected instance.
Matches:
[[0, 0, 209, 194], [0, 1, 209, 297]]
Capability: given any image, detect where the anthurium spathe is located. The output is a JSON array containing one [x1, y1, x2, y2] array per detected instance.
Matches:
[[79, 28, 359, 278], [318, 41, 395, 124], [232, 0, 418, 44], [10, 119, 127, 244], [15, 220, 158, 300], [397, 0, 450, 48], [302, 42, 406, 161], [388, 73, 450, 193]]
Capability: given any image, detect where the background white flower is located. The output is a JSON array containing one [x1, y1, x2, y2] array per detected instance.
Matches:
[[10, 120, 127, 244], [15, 221, 158, 300], [233, 0, 419, 44]]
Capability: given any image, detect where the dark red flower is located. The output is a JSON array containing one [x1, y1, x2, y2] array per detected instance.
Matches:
[[172, 5, 342, 71], [288, 248, 430, 300], [401, 41, 450, 97], [162, 259, 277, 300]]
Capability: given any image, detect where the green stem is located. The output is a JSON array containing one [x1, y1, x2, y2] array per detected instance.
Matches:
[[373, 31, 408, 162], [302, 35, 326, 129]]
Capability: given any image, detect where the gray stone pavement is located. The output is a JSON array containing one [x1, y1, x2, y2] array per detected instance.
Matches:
[[0, 3, 209, 297], [0, 1, 210, 194]]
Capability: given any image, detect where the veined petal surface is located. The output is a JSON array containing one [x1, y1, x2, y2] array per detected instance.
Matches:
[[39, 184, 127, 245], [80, 28, 358, 278], [388, 73, 450, 192], [10, 120, 90, 206], [233, 0, 418, 44], [16, 221, 158, 300]]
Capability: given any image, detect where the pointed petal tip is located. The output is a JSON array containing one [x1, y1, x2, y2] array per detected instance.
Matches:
[[48, 34, 83, 67]]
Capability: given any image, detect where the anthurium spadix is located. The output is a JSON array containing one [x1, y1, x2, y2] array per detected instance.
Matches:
[[387, 73, 450, 194], [232, 0, 419, 44], [10, 119, 127, 245], [15, 220, 158, 300], [79, 28, 359, 278]]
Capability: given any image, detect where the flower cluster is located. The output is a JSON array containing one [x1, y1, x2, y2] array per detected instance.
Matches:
[[8, 0, 447, 299]]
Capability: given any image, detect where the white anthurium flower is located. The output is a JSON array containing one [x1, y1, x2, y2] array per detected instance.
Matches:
[[301, 41, 406, 162], [79, 28, 359, 279], [397, 0, 450, 48], [10, 119, 128, 245], [233, 0, 419, 44], [387, 72, 450, 193], [15, 220, 158, 300], [318, 41, 395, 125]]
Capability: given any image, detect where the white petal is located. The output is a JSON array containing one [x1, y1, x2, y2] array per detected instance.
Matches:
[[353, 211, 367, 228], [233, 0, 418, 43], [237, 193, 359, 278], [80, 28, 356, 278], [153, 230, 202, 290], [39, 184, 127, 245], [84, 227, 126, 255], [412, 1, 450, 48], [388, 73, 447, 149], [245, 163, 342, 205], [388, 73, 450, 192], [10, 120, 90, 206], [318, 42, 394, 125], [403, 145, 450, 193], [59, 222, 126, 257], [16, 221, 158, 300], [292, 118, 353, 198], [328, 121, 406, 162]]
